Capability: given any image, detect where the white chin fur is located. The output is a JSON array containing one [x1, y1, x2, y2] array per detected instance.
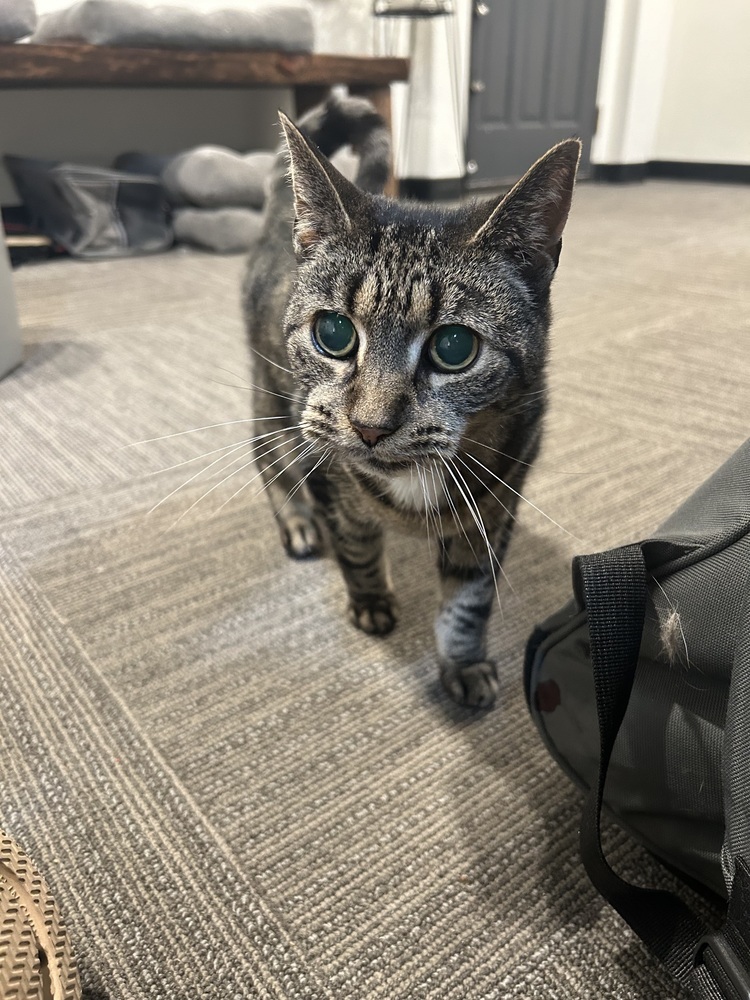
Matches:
[[384, 467, 441, 512]]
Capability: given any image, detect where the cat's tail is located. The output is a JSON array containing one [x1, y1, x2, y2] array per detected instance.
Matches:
[[294, 93, 391, 195], [262, 93, 391, 222]]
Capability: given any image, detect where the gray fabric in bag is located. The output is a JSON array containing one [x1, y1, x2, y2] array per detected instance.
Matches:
[[528, 439, 750, 898], [5, 155, 173, 258], [0, 0, 37, 40]]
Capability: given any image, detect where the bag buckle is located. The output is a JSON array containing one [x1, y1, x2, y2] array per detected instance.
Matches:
[[694, 932, 750, 1000]]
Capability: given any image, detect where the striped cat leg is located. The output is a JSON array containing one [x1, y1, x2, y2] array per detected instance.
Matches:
[[258, 444, 323, 559], [309, 473, 398, 635], [435, 535, 499, 708], [251, 395, 323, 560], [436, 479, 525, 708]]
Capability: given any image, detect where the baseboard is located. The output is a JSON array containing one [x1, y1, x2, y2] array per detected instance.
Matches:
[[591, 163, 647, 183], [592, 161, 750, 184], [647, 161, 750, 183], [398, 176, 465, 201]]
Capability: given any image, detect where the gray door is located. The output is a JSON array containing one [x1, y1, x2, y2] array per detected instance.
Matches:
[[466, 0, 606, 187]]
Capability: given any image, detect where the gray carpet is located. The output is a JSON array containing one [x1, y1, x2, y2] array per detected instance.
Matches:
[[1, 178, 749, 1000]]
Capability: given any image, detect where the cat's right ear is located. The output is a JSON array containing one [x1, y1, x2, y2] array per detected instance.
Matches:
[[279, 111, 363, 257]]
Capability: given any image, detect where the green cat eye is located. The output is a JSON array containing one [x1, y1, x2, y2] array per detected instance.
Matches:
[[428, 325, 479, 372], [313, 312, 358, 359]]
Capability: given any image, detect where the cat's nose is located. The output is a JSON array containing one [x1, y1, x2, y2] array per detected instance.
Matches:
[[350, 419, 397, 448]]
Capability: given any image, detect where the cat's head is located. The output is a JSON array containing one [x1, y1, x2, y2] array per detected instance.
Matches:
[[280, 113, 580, 477]]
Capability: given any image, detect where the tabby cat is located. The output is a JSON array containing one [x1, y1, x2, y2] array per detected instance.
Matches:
[[242, 95, 579, 708]]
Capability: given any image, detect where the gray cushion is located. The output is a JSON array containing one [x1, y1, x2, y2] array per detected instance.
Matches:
[[31, 0, 314, 51], [0, 0, 37, 41], [173, 206, 264, 253], [162, 147, 275, 209]]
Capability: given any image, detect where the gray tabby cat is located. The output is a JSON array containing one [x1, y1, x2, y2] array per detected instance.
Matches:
[[243, 95, 580, 708]]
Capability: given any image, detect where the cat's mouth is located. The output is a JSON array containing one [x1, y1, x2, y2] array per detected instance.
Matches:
[[301, 413, 451, 473], [360, 454, 414, 473], [351, 443, 454, 476]]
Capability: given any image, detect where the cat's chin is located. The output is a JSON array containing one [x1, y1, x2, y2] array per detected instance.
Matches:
[[352, 454, 416, 475]]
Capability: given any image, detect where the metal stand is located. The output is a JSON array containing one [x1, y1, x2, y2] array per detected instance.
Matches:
[[372, 1, 464, 191]]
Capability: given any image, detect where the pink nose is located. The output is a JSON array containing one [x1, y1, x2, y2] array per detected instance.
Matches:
[[351, 420, 395, 448]]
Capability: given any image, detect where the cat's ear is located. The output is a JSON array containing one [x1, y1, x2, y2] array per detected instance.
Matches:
[[279, 111, 365, 257], [470, 138, 581, 271]]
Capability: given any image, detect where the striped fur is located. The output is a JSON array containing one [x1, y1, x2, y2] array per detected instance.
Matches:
[[243, 96, 580, 707]]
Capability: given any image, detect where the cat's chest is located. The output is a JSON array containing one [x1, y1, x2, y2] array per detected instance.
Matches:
[[383, 469, 441, 513]]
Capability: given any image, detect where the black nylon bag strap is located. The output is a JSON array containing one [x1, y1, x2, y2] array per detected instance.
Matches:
[[574, 545, 738, 998]]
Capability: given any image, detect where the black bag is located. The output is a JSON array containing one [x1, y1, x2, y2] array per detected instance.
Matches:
[[4, 155, 173, 259], [526, 439, 750, 999]]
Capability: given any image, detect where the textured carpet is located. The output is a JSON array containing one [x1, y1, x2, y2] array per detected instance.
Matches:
[[1, 179, 748, 1000]]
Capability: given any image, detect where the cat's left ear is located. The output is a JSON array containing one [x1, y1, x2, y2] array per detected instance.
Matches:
[[470, 138, 581, 272], [279, 111, 365, 258]]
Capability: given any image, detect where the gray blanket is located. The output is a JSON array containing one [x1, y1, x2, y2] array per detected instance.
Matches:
[[0, 0, 37, 41], [31, 0, 314, 51]]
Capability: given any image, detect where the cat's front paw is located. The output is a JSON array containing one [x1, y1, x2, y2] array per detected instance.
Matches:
[[279, 509, 322, 560], [441, 660, 498, 708], [348, 594, 399, 636]]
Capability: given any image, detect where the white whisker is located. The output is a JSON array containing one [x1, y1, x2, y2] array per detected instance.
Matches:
[[462, 451, 580, 541], [147, 425, 302, 477], [462, 435, 604, 477], [148, 438, 261, 515], [247, 345, 294, 376], [437, 459, 480, 567], [461, 436, 533, 469], [428, 462, 446, 547], [277, 448, 330, 514], [416, 464, 433, 555], [253, 441, 318, 499], [213, 368, 304, 404], [455, 454, 515, 522], [442, 457, 503, 612], [162, 433, 302, 527], [451, 457, 518, 602], [203, 429, 297, 483], [210, 362, 305, 403], [215, 440, 315, 515], [125, 415, 292, 448]]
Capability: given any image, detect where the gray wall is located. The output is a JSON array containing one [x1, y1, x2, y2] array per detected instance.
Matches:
[[0, 88, 289, 205]]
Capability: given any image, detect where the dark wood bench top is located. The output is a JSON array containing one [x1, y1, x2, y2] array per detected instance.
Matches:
[[0, 43, 409, 89]]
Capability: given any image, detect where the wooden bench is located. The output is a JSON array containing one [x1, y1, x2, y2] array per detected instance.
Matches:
[[0, 44, 409, 192]]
